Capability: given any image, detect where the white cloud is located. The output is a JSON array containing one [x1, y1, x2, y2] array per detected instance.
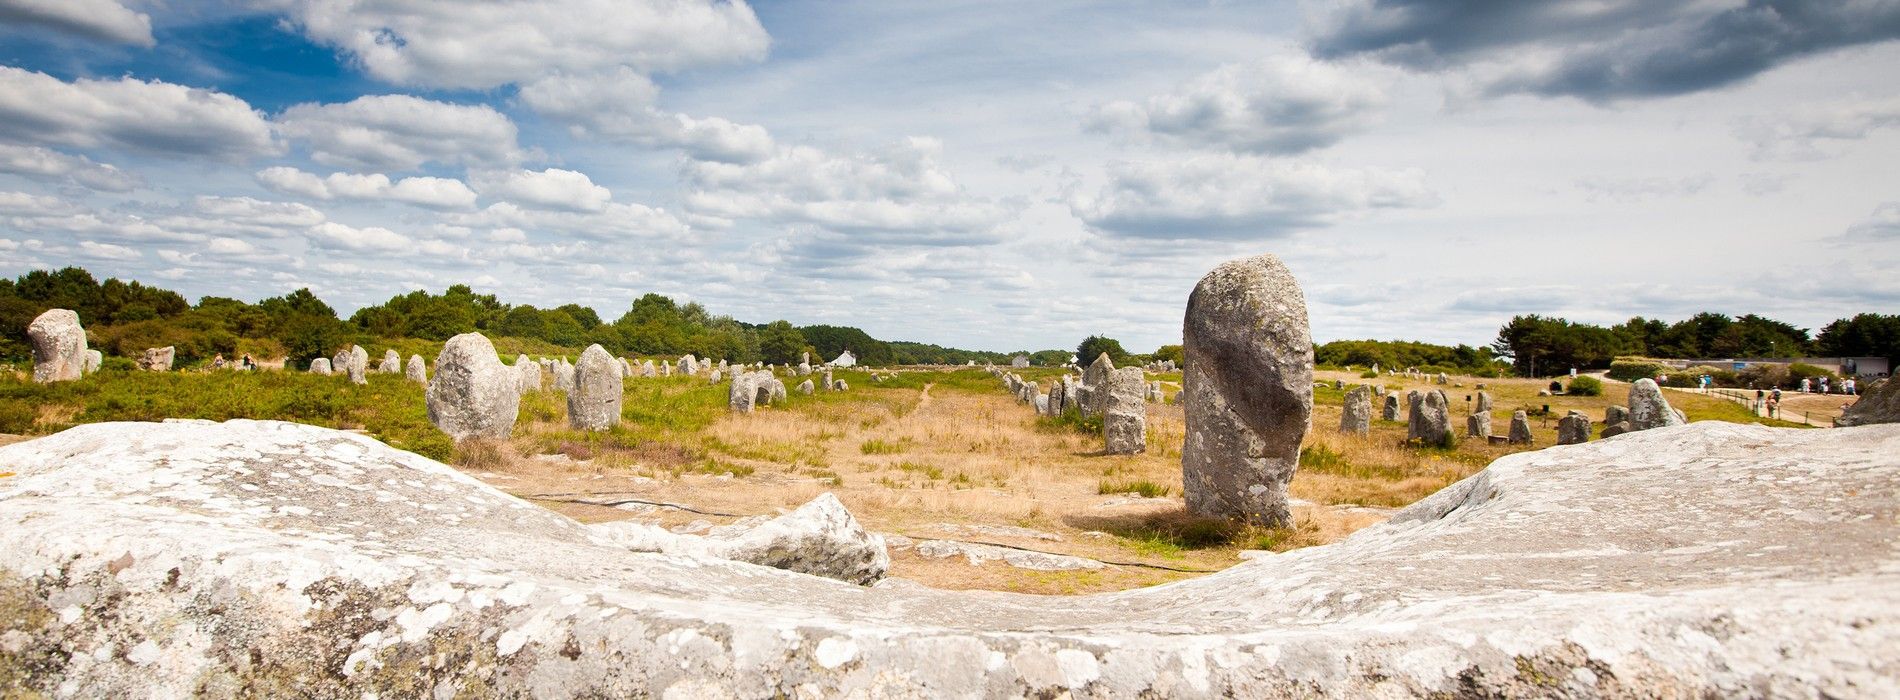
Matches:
[[0, 190, 79, 217], [517, 67, 775, 163], [1071, 154, 1436, 239], [76, 240, 140, 260], [306, 221, 412, 252], [1735, 97, 1900, 160], [0, 143, 141, 192], [274, 94, 522, 170], [0, 0, 154, 46], [0, 66, 277, 160], [449, 201, 690, 242], [255, 166, 477, 209], [278, 0, 770, 89], [1844, 202, 1900, 241], [681, 137, 1010, 242], [1088, 54, 1386, 154], [472, 168, 611, 213]]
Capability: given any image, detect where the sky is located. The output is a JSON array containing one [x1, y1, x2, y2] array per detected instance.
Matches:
[[0, 0, 1896, 354]]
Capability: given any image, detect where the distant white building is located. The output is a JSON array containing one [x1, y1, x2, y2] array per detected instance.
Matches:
[[829, 350, 857, 367]]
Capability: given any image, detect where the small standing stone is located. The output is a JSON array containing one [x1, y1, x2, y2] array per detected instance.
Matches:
[[1467, 412, 1491, 439], [82, 349, 101, 374], [1605, 405, 1630, 426], [1408, 389, 1453, 447], [308, 358, 332, 374], [1508, 410, 1534, 445], [138, 346, 176, 372], [729, 372, 759, 413], [1381, 394, 1400, 421], [1557, 410, 1592, 445], [1626, 379, 1684, 431], [1475, 391, 1493, 414], [1340, 385, 1372, 436], [379, 349, 400, 374], [347, 346, 368, 385], [797, 379, 815, 395], [405, 354, 427, 383], [517, 355, 542, 393], [553, 361, 576, 393]]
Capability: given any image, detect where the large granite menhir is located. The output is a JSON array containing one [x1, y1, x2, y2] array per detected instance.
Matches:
[[27, 308, 87, 383], [426, 333, 521, 440], [2, 419, 1894, 697], [1180, 253, 1312, 527], [568, 344, 623, 431]]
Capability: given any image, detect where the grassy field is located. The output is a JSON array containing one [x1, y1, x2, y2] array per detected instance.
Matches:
[[0, 361, 1818, 594]]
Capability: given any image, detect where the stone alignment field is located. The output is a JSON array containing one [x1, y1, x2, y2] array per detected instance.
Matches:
[[1, 418, 1895, 697]]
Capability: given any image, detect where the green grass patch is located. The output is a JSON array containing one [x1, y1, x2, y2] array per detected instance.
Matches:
[[1098, 479, 1170, 498], [860, 438, 907, 455]]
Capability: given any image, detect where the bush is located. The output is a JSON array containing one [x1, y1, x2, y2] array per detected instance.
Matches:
[[1607, 359, 1666, 382], [1566, 375, 1603, 396], [1737, 363, 1791, 389], [1787, 363, 1836, 386]]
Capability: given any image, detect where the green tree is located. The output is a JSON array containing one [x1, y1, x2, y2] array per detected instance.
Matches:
[[757, 320, 806, 365], [1076, 335, 1129, 366]]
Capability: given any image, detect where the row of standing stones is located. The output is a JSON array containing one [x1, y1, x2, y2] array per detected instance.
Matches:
[[991, 353, 1159, 456], [1334, 375, 1687, 448]]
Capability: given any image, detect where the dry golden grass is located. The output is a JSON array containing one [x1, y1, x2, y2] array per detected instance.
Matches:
[[442, 366, 1792, 595]]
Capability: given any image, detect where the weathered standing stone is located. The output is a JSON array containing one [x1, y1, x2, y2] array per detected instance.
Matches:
[[797, 379, 815, 395], [344, 346, 368, 385], [517, 356, 542, 393], [1467, 412, 1492, 439], [1181, 254, 1312, 527], [1340, 386, 1372, 436], [1034, 394, 1050, 415], [426, 333, 521, 440], [1837, 378, 1899, 426], [729, 372, 759, 413], [405, 354, 426, 383], [1081, 353, 1115, 417], [379, 349, 400, 374], [1476, 391, 1493, 414], [1103, 367, 1147, 454], [308, 358, 332, 375], [82, 349, 101, 374], [834, 380, 849, 392], [568, 345, 623, 431], [1382, 394, 1400, 421], [138, 346, 176, 372], [26, 309, 87, 383], [1627, 379, 1685, 431], [642, 360, 657, 378], [1557, 410, 1593, 445], [1605, 405, 1630, 426], [1408, 390, 1453, 447], [1508, 410, 1534, 445], [553, 361, 576, 393]]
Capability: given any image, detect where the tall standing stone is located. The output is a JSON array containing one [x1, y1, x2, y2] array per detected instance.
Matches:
[[1508, 410, 1534, 445], [1557, 410, 1592, 445], [27, 309, 87, 383], [426, 333, 521, 440], [405, 354, 427, 383], [138, 346, 175, 372], [1627, 379, 1685, 431], [568, 345, 623, 431], [379, 349, 400, 374], [1382, 394, 1400, 421], [1103, 367, 1147, 454], [1181, 253, 1312, 527], [1081, 353, 1115, 417], [348, 346, 369, 385], [1340, 385, 1372, 436]]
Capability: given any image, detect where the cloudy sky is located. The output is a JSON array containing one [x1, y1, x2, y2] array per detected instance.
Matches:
[[1, 0, 1896, 353]]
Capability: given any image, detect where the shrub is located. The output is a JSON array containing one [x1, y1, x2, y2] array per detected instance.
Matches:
[[1607, 359, 1666, 382], [1566, 375, 1603, 396], [1738, 363, 1791, 389], [1787, 363, 1836, 386]]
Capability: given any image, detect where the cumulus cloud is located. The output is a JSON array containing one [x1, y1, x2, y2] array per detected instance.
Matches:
[[1088, 54, 1386, 154], [681, 137, 1011, 243], [274, 94, 522, 170], [1070, 154, 1436, 239], [277, 0, 769, 90], [448, 200, 691, 243], [1734, 96, 1900, 160], [0, 190, 79, 217], [1308, 0, 1900, 101], [76, 239, 140, 260], [471, 168, 612, 213], [0, 66, 276, 160], [517, 67, 776, 163], [306, 221, 412, 252], [0, 0, 154, 46], [0, 144, 141, 192], [255, 166, 477, 209]]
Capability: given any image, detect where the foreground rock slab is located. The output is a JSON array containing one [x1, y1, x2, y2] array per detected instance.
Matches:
[[2, 419, 1896, 697]]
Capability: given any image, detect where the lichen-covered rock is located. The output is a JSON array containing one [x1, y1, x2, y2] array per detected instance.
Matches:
[[1340, 385, 1372, 436], [729, 372, 758, 413], [307, 357, 331, 375], [1103, 367, 1146, 455], [1508, 410, 1534, 445], [405, 354, 426, 383], [1557, 410, 1592, 445], [568, 345, 623, 431], [1838, 378, 1899, 426], [1408, 389, 1453, 447], [4, 419, 1897, 697], [1466, 412, 1491, 439], [426, 333, 520, 440], [1081, 353, 1114, 417], [595, 494, 888, 585], [138, 346, 175, 371], [1627, 378, 1684, 431], [1181, 253, 1312, 527], [27, 308, 87, 383]]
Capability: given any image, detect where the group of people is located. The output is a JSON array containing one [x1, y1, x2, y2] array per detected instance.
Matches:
[[1753, 387, 1786, 419], [1799, 376, 1856, 395]]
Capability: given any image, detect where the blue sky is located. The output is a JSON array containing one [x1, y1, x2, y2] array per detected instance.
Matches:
[[1, 0, 1897, 353]]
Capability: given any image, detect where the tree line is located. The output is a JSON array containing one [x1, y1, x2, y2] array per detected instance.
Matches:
[[1491, 312, 1899, 377]]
